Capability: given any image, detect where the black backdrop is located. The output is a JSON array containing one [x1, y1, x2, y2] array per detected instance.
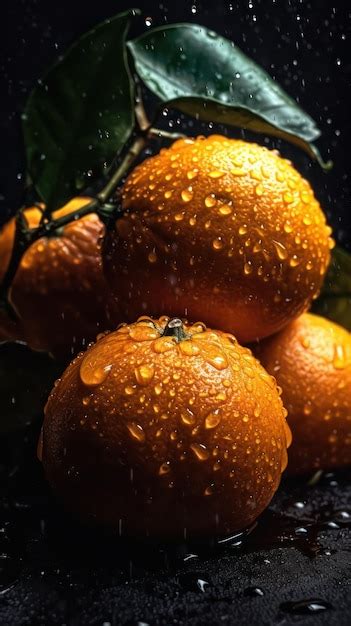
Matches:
[[1, 0, 351, 251], [1, 4, 351, 624]]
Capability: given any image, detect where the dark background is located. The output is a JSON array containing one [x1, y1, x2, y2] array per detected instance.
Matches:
[[1, 0, 351, 249], [1, 3, 351, 625]]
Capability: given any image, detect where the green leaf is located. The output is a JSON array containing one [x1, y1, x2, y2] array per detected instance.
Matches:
[[129, 23, 331, 169], [23, 10, 138, 212], [312, 247, 351, 330]]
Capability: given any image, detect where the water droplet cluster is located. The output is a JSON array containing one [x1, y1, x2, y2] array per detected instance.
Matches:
[[43, 314, 290, 535], [106, 135, 333, 343], [256, 313, 351, 475]]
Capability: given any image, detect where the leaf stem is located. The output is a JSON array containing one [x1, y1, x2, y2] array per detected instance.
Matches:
[[148, 127, 186, 140], [97, 134, 147, 204], [0, 81, 187, 318], [162, 318, 189, 342], [0, 132, 148, 317]]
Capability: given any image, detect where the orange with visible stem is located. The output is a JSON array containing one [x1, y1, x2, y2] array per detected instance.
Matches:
[[41, 316, 291, 537], [0, 197, 120, 358]]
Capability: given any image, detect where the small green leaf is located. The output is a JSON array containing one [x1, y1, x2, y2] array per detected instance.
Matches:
[[312, 247, 351, 330], [129, 23, 330, 168], [23, 10, 138, 212]]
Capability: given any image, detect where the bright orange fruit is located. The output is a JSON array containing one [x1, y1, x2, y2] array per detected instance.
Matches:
[[255, 313, 351, 475], [104, 135, 333, 343], [0, 198, 120, 358], [41, 316, 291, 537]]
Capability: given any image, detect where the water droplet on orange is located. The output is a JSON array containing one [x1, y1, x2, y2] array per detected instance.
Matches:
[[204, 484, 215, 496], [125, 385, 135, 395], [205, 409, 222, 429], [218, 204, 232, 216], [283, 221, 293, 234], [127, 422, 146, 442], [272, 239, 288, 260], [153, 337, 175, 353], [80, 358, 112, 386], [209, 170, 224, 178], [231, 167, 246, 176], [303, 402, 312, 416], [333, 344, 347, 369], [276, 171, 285, 183], [181, 188, 193, 202], [283, 191, 294, 203], [190, 443, 210, 461], [154, 383, 163, 395], [129, 326, 158, 342], [300, 336, 311, 349], [181, 408, 196, 426], [134, 364, 155, 385], [255, 183, 264, 196], [237, 224, 248, 236], [289, 255, 300, 268], [212, 237, 224, 250], [300, 190, 311, 203], [174, 213, 184, 222], [159, 461, 171, 476], [148, 251, 157, 263], [205, 194, 216, 208], [179, 341, 200, 356], [207, 352, 228, 370], [187, 169, 198, 180], [244, 262, 253, 275], [303, 215, 312, 226]]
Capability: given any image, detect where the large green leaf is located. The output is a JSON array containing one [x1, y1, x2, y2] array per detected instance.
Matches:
[[312, 247, 351, 330], [129, 23, 330, 168], [23, 10, 138, 212]]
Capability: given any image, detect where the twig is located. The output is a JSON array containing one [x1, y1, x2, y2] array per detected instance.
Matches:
[[0, 74, 189, 319], [148, 127, 186, 140], [0, 133, 147, 317]]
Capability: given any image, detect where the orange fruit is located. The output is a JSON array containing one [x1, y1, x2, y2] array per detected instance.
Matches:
[[103, 135, 333, 344], [0, 219, 22, 343], [41, 316, 291, 537], [254, 313, 351, 475], [0, 197, 120, 358]]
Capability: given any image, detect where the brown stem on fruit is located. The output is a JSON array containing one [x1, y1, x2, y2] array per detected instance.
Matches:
[[162, 318, 189, 342]]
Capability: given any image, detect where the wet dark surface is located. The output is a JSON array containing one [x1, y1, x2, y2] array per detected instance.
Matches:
[[0, 342, 351, 625]]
